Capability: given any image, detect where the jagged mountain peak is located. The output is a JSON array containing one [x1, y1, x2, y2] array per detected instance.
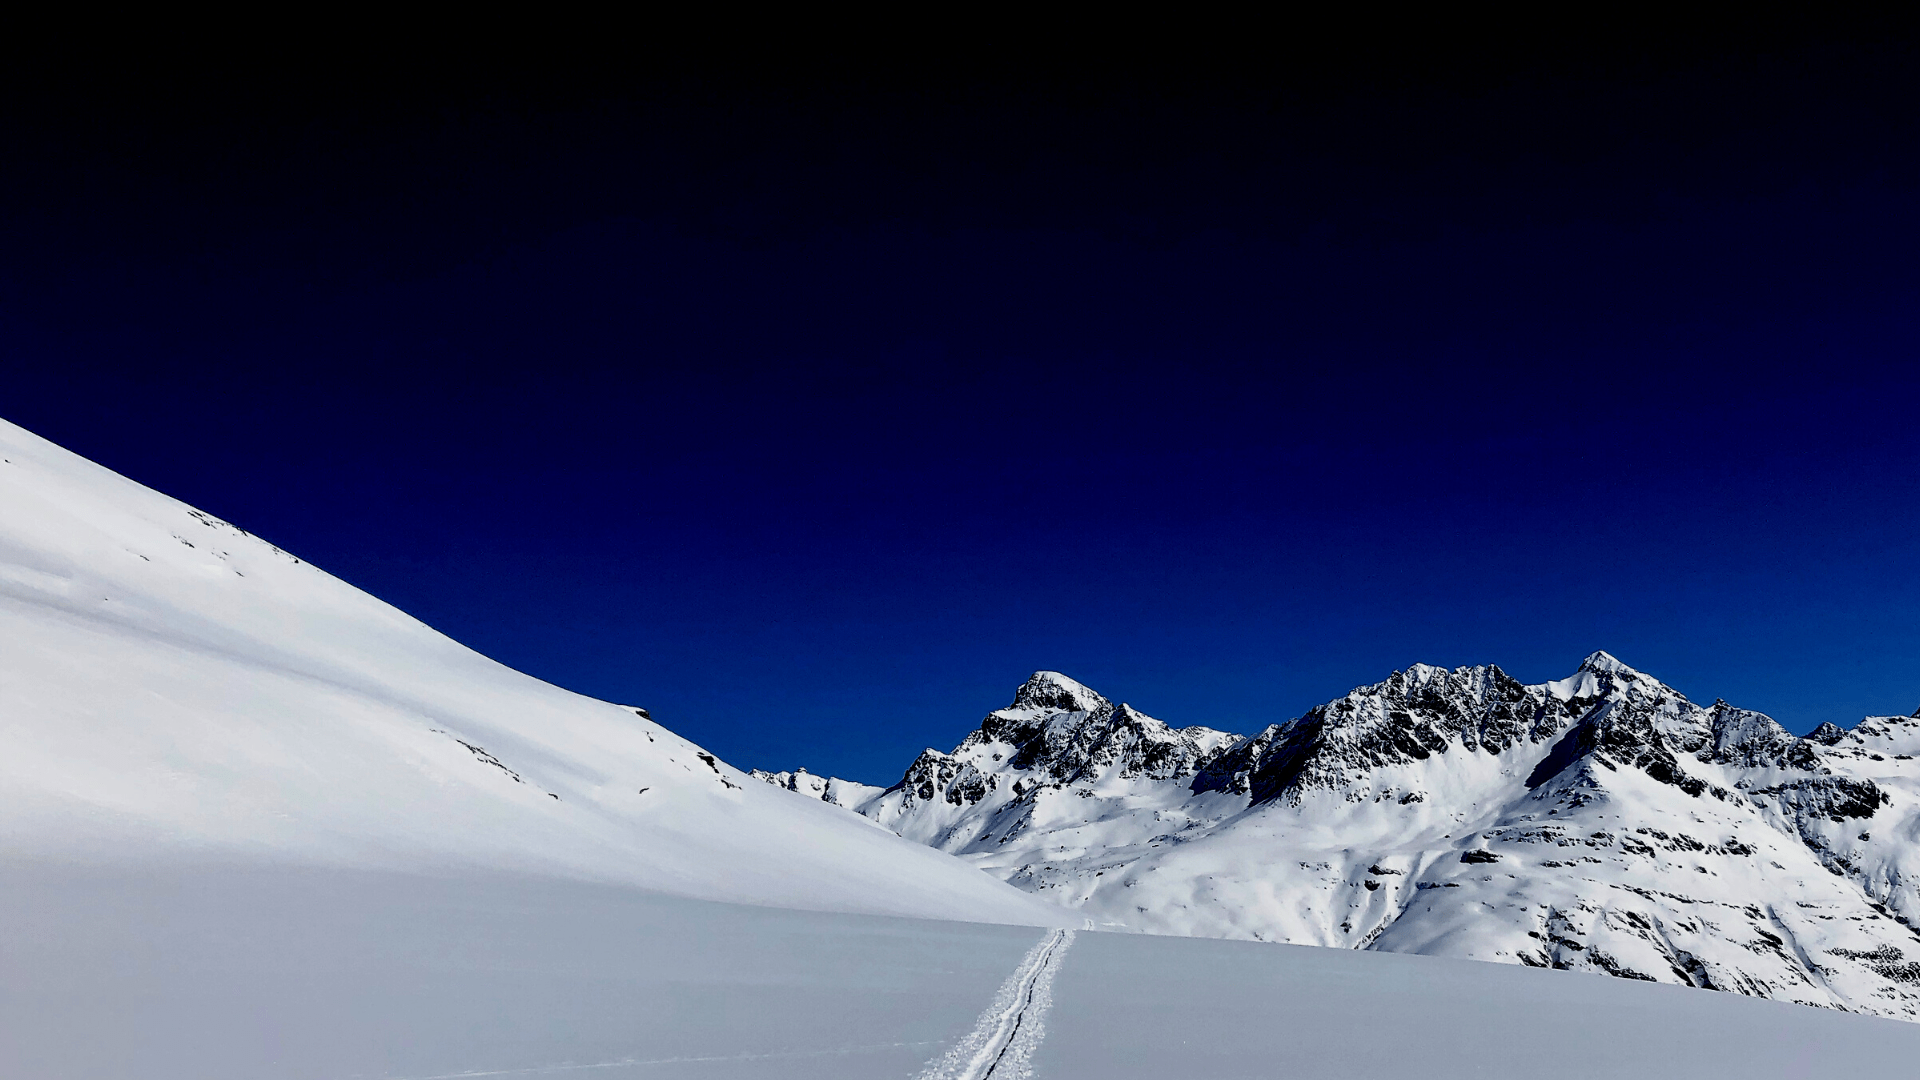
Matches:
[[1214, 661, 1553, 804], [973, 680, 1229, 786], [1580, 649, 1636, 674], [1807, 721, 1850, 745], [1010, 670, 1110, 715], [1697, 700, 1800, 765], [1541, 651, 1672, 706], [1362, 661, 1515, 698]]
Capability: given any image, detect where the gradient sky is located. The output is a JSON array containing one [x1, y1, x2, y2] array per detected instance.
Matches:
[[5, 31, 1919, 783]]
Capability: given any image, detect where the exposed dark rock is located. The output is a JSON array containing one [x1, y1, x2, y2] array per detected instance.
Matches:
[[1807, 722, 1849, 746], [1752, 775, 1888, 823], [1235, 664, 1563, 806]]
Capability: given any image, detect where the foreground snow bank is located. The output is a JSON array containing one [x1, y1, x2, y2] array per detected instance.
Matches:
[[5, 863, 1918, 1079]]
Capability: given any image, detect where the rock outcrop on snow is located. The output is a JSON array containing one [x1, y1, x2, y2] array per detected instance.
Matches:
[[747, 768, 884, 810], [756, 655, 1920, 1020]]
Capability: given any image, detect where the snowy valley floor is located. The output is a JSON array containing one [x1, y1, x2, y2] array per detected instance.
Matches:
[[6, 865, 1920, 1079]]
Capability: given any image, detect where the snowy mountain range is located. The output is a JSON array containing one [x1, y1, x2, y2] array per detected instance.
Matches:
[[756, 661, 1920, 1020], [12, 403, 1920, 1058]]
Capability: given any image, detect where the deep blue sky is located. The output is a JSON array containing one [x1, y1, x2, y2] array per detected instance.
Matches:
[[5, 28, 1919, 782]]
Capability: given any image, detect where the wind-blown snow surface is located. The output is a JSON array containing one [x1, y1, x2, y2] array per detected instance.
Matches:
[[7, 864, 1920, 1079], [0, 416, 1057, 925], [760, 664, 1920, 1020]]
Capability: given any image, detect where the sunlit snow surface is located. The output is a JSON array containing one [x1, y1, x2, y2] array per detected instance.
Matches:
[[6, 865, 1920, 1079], [0, 417, 1055, 926]]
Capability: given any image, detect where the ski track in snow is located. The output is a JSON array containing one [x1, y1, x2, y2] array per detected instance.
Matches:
[[915, 928, 1075, 1080]]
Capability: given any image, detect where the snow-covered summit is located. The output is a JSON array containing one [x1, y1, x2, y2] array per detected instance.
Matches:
[[1009, 670, 1111, 715], [0, 417, 1062, 927], [1580, 648, 1635, 674], [756, 658, 1920, 1020], [1543, 649, 1656, 701]]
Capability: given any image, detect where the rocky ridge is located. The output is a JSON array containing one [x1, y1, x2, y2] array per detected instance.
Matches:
[[757, 655, 1920, 1020], [746, 768, 884, 810]]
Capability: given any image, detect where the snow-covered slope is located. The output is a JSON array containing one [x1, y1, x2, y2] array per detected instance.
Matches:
[[758, 662, 1920, 1019], [0, 417, 1061, 926]]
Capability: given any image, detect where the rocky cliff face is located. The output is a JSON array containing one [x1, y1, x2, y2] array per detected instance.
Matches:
[[756, 653, 1920, 1020]]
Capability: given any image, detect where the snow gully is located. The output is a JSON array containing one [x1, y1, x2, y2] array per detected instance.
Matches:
[[917, 928, 1076, 1080]]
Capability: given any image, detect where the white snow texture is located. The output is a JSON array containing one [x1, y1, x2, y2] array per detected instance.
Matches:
[[0, 416, 1059, 926]]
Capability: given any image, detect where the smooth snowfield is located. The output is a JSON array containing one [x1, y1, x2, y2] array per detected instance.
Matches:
[[5, 863, 1920, 1079], [0, 417, 1056, 925]]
